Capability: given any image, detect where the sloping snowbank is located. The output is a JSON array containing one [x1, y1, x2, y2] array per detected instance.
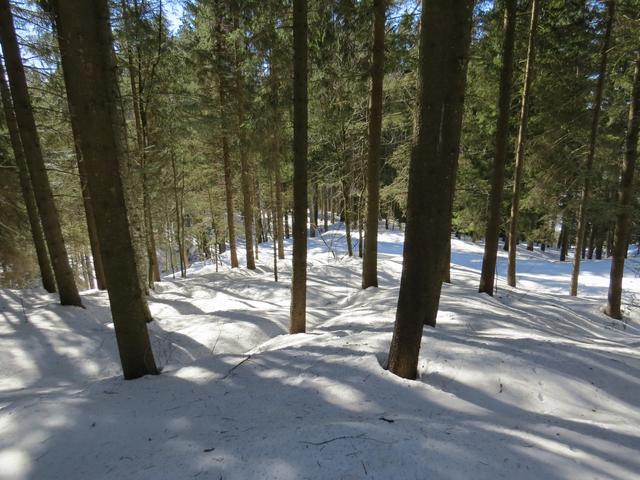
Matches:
[[1, 229, 639, 479]]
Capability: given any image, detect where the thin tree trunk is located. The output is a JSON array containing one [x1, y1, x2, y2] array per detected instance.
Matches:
[[52, 0, 158, 378], [233, 24, 256, 270], [479, 0, 517, 295], [362, 0, 386, 289], [343, 183, 354, 257], [605, 52, 640, 319], [284, 210, 290, 239], [587, 224, 596, 259], [387, 0, 473, 379], [290, 0, 308, 334], [570, 0, 615, 295], [0, 0, 81, 306], [0, 57, 56, 293], [215, 17, 239, 269], [270, 55, 286, 260], [560, 221, 569, 261], [507, 0, 540, 287], [170, 153, 186, 277]]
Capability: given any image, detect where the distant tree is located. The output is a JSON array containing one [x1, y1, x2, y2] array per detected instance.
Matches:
[[479, 0, 517, 295], [507, 0, 540, 287], [362, 0, 386, 290], [570, 0, 615, 296]]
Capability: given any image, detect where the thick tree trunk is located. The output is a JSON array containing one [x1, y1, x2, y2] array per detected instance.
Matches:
[[570, 0, 615, 296], [0, 0, 81, 306], [362, 0, 386, 289], [507, 0, 540, 287], [74, 142, 107, 290], [479, 0, 517, 295], [605, 53, 640, 319], [290, 0, 308, 334], [52, 0, 158, 378], [387, 0, 473, 379], [0, 58, 56, 294]]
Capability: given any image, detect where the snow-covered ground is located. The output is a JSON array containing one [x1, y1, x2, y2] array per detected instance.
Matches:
[[1, 227, 639, 479]]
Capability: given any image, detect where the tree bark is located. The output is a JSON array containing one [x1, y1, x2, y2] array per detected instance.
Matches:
[[362, 0, 386, 289], [605, 52, 640, 319], [214, 12, 239, 269], [290, 0, 308, 334], [74, 141, 107, 290], [52, 0, 158, 378], [0, 0, 82, 306], [0, 57, 56, 294], [387, 0, 473, 379], [269, 53, 286, 260], [570, 0, 615, 295], [233, 17, 256, 270], [479, 0, 517, 295], [560, 221, 569, 261], [506, 0, 540, 287]]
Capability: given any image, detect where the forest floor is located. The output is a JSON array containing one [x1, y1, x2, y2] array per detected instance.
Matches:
[[1, 226, 639, 480]]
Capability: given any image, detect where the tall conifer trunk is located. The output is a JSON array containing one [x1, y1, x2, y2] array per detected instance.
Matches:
[[289, 0, 308, 334], [479, 0, 517, 295], [214, 8, 239, 269], [506, 0, 540, 287], [362, 0, 386, 289], [0, 58, 56, 294], [52, 0, 158, 378], [605, 53, 640, 319], [0, 0, 81, 306], [570, 0, 615, 296], [387, 0, 473, 379], [74, 142, 107, 290]]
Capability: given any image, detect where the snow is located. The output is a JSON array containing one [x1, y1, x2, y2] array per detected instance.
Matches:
[[1, 227, 639, 479]]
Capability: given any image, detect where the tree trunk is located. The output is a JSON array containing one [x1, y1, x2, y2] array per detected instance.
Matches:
[[560, 221, 569, 262], [587, 225, 596, 259], [343, 182, 354, 257], [570, 0, 615, 296], [215, 17, 239, 269], [362, 0, 386, 289], [506, 0, 540, 287], [290, 0, 308, 334], [309, 184, 317, 238], [479, 0, 517, 295], [605, 52, 640, 319], [0, 0, 81, 306], [233, 23, 256, 270], [269, 55, 286, 260], [52, 0, 158, 378], [74, 142, 107, 290], [0, 57, 56, 294], [387, 0, 473, 379]]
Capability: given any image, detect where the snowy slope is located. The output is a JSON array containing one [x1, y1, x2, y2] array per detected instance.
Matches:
[[1, 228, 639, 480]]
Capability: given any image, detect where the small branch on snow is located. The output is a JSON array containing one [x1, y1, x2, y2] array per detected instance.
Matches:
[[299, 433, 391, 446], [222, 355, 252, 380]]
